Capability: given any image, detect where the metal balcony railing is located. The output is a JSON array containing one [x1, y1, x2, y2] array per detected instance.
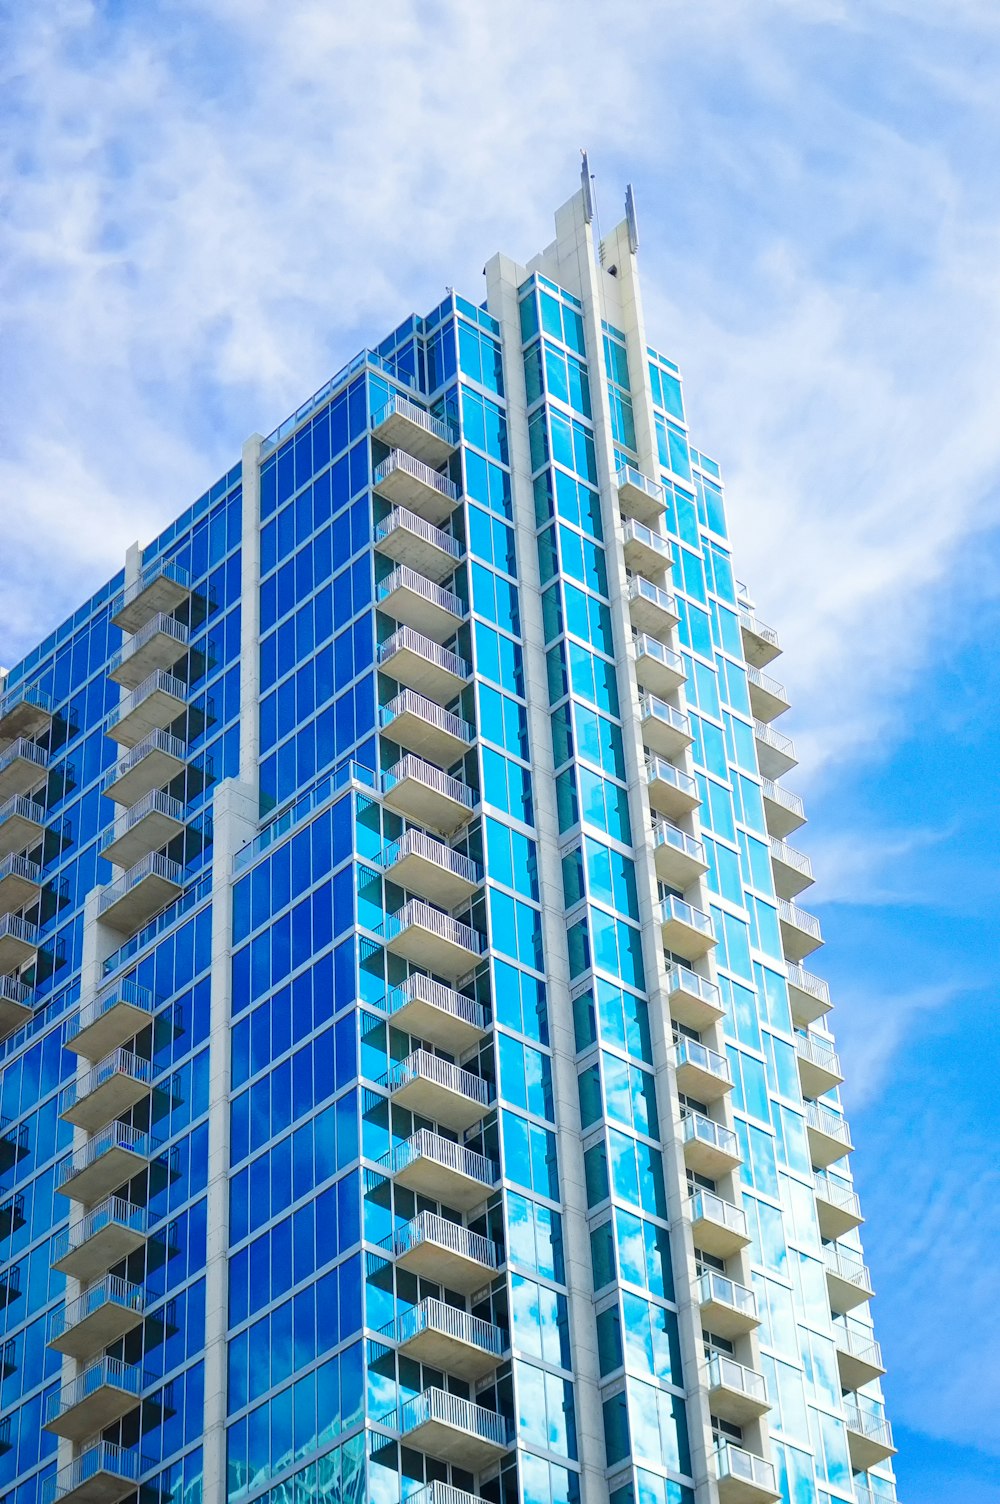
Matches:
[[761, 779, 805, 819], [786, 964, 831, 1009], [747, 664, 787, 700], [651, 819, 706, 865], [814, 1173, 862, 1220], [52, 1196, 148, 1264], [779, 898, 823, 941], [58, 1048, 153, 1119], [48, 1274, 145, 1346], [375, 509, 462, 561], [372, 393, 456, 448], [58, 1122, 150, 1190], [408, 1484, 484, 1504], [739, 611, 780, 651], [665, 964, 721, 1011], [635, 633, 685, 676], [843, 1402, 894, 1450], [0, 974, 32, 1009], [383, 900, 483, 958], [823, 1243, 872, 1291], [381, 690, 473, 745], [383, 830, 481, 887], [382, 755, 475, 810], [399, 1387, 508, 1448], [0, 739, 48, 781], [796, 1032, 841, 1077], [113, 560, 189, 618], [110, 613, 188, 673], [69, 978, 153, 1043], [706, 1353, 768, 1408], [378, 627, 469, 683], [698, 1270, 757, 1319], [617, 465, 665, 505], [683, 1111, 739, 1161], [639, 694, 692, 739], [713, 1441, 777, 1493], [46, 1355, 142, 1425], [835, 1323, 884, 1369], [691, 1188, 748, 1240], [43, 1442, 142, 1504], [769, 836, 812, 878], [383, 1210, 501, 1273], [386, 1050, 492, 1108], [98, 853, 183, 920], [0, 793, 45, 834], [0, 912, 39, 953], [0, 852, 42, 890], [106, 671, 186, 734], [0, 682, 52, 728], [374, 451, 459, 503], [104, 731, 187, 794], [383, 1129, 497, 1190], [645, 756, 699, 803], [660, 894, 714, 938], [755, 718, 795, 759], [627, 575, 678, 617], [806, 1103, 852, 1148], [386, 973, 488, 1034], [378, 568, 464, 620], [108, 790, 185, 847], [674, 1036, 732, 1084], [390, 1296, 505, 1358]]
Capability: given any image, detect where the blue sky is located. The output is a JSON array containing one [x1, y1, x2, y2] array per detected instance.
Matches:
[[3, 2, 1000, 1497]]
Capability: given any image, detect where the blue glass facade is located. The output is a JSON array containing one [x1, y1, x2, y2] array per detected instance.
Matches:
[[0, 185, 894, 1504]]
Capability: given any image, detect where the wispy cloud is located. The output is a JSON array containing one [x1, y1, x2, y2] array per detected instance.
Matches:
[[806, 823, 956, 906]]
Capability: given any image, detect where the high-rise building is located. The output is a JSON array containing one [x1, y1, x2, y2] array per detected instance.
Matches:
[[0, 176, 896, 1504]]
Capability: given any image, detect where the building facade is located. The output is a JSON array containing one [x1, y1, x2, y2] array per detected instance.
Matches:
[[0, 181, 897, 1504]]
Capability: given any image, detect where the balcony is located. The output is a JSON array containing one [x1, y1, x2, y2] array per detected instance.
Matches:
[[844, 1403, 896, 1470], [761, 779, 806, 839], [747, 665, 790, 723], [383, 1129, 497, 1212], [739, 610, 781, 668], [408, 1486, 488, 1504], [634, 634, 685, 697], [0, 739, 49, 801], [99, 853, 184, 933], [639, 694, 693, 758], [0, 912, 39, 972], [378, 628, 469, 703], [795, 1032, 843, 1098], [0, 968, 31, 1040], [380, 690, 473, 766], [646, 756, 700, 818], [713, 1442, 780, 1504], [705, 1354, 770, 1425], [627, 575, 680, 634], [386, 973, 488, 1053], [0, 853, 42, 919], [382, 900, 483, 979], [0, 794, 45, 860], [57, 1123, 151, 1206], [111, 560, 191, 633], [48, 1275, 145, 1361], [378, 566, 465, 645], [383, 830, 481, 908], [44, 1441, 142, 1504], [101, 790, 185, 870], [383, 755, 476, 836], [0, 1119, 28, 1174], [690, 1188, 750, 1258], [103, 731, 186, 808], [824, 1243, 874, 1312], [0, 1191, 25, 1242], [375, 508, 463, 586], [385, 1050, 493, 1133], [66, 979, 153, 1061], [621, 517, 672, 574], [651, 819, 708, 889], [105, 672, 186, 750], [617, 465, 666, 526], [836, 1323, 886, 1391], [374, 451, 459, 525], [398, 1387, 509, 1470], [768, 837, 813, 900], [754, 719, 797, 779], [673, 1036, 732, 1102], [813, 1174, 863, 1240], [372, 393, 456, 467], [698, 1270, 758, 1338], [51, 1196, 149, 1282], [60, 1049, 154, 1132], [109, 614, 189, 690], [665, 964, 723, 1028], [805, 1103, 852, 1168], [385, 1209, 501, 1294], [778, 898, 823, 962], [44, 1356, 142, 1440], [389, 1297, 505, 1381], [786, 964, 832, 1027], [0, 1263, 21, 1307], [682, 1111, 741, 1178], [0, 683, 52, 745], [660, 894, 716, 960]]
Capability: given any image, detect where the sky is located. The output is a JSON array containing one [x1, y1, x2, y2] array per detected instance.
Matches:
[[2, 0, 1000, 1497]]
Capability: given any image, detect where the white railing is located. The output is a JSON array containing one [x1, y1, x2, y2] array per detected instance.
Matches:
[[385, 899, 482, 958], [384, 1129, 497, 1189], [646, 755, 698, 803], [379, 567, 464, 623], [53, 1195, 148, 1262], [386, 972, 487, 1033], [761, 778, 805, 819], [796, 1032, 841, 1077], [698, 1270, 757, 1319], [59, 1048, 153, 1118], [383, 830, 481, 887], [0, 974, 32, 1007], [69, 978, 153, 1042], [107, 670, 185, 731], [755, 718, 795, 759], [706, 1353, 767, 1408], [748, 664, 788, 701], [651, 818, 705, 865], [408, 1484, 484, 1504], [381, 690, 473, 745], [713, 1441, 776, 1492], [666, 963, 721, 1010], [836, 1323, 884, 1369], [109, 789, 185, 846], [739, 610, 780, 649], [105, 730, 186, 791], [382, 754, 474, 810], [0, 852, 42, 888], [769, 837, 811, 877], [617, 465, 664, 504], [823, 1243, 872, 1292], [635, 634, 684, 678], [627, 575, 678, 618], [786, 964, 831, 1008], [59, 1122, 150, 1188], [376, 507, 462, 559], [0, 912, 39, 949], [843, 1402, 894, 1450], [853, 1487, 896, 1504], [387, 1049, 492, 1107], [113, 559, 189, 616], [44, 1441, 141, 1504], [674, 1035, 731, 1084], [379, 627, 469, 682], [112, 612, 188, 674], [683, 1110, 739, 1161], [384, 1209, 500, 1272], [0, 793, 45, 833], [399, 1387, 508, 1448], [0, 682, 51, 724], [0, 738, 48, 778], [373, 393, 455, 447], [46, 1355, 142, 1423], [622, 516, 672, 561], [391, 1296, 505, 1357], [813, 1174, 862, 1221], [806, 1103, 852, 1148], [374, 450, 458, 503], [691, 1188, 748, 1239], [660, 894, 714, 938], [779, 898, 823, 941], [99, 853, 183, 917], [639, 693, 691, 739], [49, 1274, 144, 1344]]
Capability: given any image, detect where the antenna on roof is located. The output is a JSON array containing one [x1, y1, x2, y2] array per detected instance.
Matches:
[[580, 149, 594, 224], [625, 183, 639, 253]]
